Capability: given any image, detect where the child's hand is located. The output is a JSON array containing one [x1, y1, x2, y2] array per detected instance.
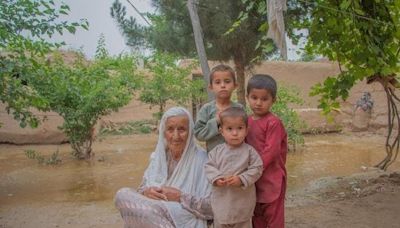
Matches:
[[225, 176, 242, 187], [216, 110, 222, 124], [214, 177, 227, 187], [216, 107, 227, 125]]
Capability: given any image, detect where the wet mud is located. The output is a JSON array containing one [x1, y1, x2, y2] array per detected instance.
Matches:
[[0, 132, 399, 227]]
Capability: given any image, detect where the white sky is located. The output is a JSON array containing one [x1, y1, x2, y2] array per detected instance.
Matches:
[[50, 0, 153, 59], [50, 0, 302, 60]]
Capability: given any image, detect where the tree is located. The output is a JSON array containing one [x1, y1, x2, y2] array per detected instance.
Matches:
[[302, 1, 400, 170], [139, 52, 205, 119], [31, 50, 141, 159], [0, 0, 88, 128], [237, 1, 400, 169], [111, 0, 276, 106], [95, 33, 109, 59]]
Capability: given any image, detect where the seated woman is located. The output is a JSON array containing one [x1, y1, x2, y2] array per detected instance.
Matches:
[[115, 107, 212, 228]]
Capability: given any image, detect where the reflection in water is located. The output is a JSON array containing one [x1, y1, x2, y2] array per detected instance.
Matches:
[[287, 133, 400, 192], [66, 163, 109, 202], [0, 133, 399, 206], [0, 134, 157, 206]]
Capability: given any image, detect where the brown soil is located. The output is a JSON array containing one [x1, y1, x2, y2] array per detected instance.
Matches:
[[286, 172, 400, 228], [287, 171, 400, 228]]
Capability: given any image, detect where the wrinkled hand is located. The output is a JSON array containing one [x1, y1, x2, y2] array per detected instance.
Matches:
[[225, 176, 242, 187], [214, 177, 227, 187], [143, 187, 167, 200], [160, 186, 181, 202]]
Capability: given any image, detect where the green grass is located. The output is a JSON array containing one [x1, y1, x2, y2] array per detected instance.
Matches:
[[99, 120, 156, 136], [24, 149, 62, 165]]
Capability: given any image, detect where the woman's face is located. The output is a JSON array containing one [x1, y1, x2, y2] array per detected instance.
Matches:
[[164, 115, 189, 157]]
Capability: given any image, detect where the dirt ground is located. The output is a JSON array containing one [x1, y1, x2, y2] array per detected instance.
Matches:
[[286, 171, 400, 228]]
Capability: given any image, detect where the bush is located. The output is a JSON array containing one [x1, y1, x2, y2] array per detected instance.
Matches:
[[272, 84, 305, 151], [99, 120, 155, 136], [30, 52, 141, 159]]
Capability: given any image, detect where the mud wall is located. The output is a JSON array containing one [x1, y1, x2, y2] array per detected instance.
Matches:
[[0, 61, 391, 144], [252, 61, 390, 134]]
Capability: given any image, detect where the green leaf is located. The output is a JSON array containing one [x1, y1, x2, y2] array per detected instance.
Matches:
[[340, 0, 351, 10]]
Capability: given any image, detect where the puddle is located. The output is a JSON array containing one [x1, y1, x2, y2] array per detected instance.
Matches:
[[0, 132, 399, 207], [287, 133, 400, 190], [0, 134, 156, 206]]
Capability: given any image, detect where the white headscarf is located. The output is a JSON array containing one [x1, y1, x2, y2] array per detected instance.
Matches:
[[143, 107, 211, 228]]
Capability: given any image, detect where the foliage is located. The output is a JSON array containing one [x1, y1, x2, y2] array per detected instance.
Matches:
[[111, 0, 277, 105], [24, 149, 62, 165], [29, 51, 141, 158], [139, 52, 205, 119], [95, 33, 109, 59], [301, 1, 400, 170], [299, 51, 317, 62], [228, 0, 311, 56], [0, 0, 88, 128], [271, 84, 305, 150], [99, 120, 155, 136], [302, 1, 400, 114], [243, 0, 400, 168]]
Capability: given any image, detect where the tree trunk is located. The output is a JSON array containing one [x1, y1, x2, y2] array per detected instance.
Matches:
[[71, 138, 93, 159], [233, 50, 246, 107], [70, 124, 96, 160], [187, 0, 214, 101], [373, 76, 400, 170]]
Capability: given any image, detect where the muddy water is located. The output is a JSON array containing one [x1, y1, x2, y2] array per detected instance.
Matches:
[[287, 132, 400, 190], [1, 133, 399, 208], [0, 135, 157, 207]]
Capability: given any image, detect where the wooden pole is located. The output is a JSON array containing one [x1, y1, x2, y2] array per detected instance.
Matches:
[[187, 0, 213, 100]]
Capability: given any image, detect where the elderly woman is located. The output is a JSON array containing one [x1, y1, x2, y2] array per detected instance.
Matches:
[[115, 107, 213, 228]]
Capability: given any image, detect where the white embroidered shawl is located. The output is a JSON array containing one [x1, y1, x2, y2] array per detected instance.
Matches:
[[143, 107, 211, 228]]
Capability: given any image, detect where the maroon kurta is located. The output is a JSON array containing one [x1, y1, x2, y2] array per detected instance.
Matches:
[[246, 112, 287, 203]]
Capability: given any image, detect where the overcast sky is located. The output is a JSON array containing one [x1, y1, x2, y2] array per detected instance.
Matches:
[[51, 0, 302, 60], [50, 0, 153, 59]]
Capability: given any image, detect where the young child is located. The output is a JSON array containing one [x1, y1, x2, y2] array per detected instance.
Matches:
[[194, 64, 242, 152], [205, 107, 263, 228], [245, 74, 288, 228]]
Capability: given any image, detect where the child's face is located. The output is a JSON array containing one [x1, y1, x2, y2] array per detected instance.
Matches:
[[247, 88, 275, 119], [220, 116, 247, 148], [209, 71, 236, 100]]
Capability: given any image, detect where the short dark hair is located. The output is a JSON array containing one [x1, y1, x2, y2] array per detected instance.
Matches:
[[247, 74, 277, 98], [209, 64, 236, 85], [219, 107, 248, 127]]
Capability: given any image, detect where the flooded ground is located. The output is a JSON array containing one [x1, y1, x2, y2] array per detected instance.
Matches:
[[287, 132, 400, 191], [1, 132, 399, 227]]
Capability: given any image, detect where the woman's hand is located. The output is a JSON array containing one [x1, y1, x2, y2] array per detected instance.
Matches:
[[143, 187, 167, 200], [161, 186, 181, 202]]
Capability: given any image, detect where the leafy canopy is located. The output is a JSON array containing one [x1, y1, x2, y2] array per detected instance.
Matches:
[[0, 0, 88, 127], [33, 51, 141, 158], [111, 0, 277, 105], [139, 52, 205, 119], [300, 0, 400, 113]]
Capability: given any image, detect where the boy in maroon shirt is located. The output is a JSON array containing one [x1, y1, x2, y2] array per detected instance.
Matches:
[[245, 74, 288, 228]]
